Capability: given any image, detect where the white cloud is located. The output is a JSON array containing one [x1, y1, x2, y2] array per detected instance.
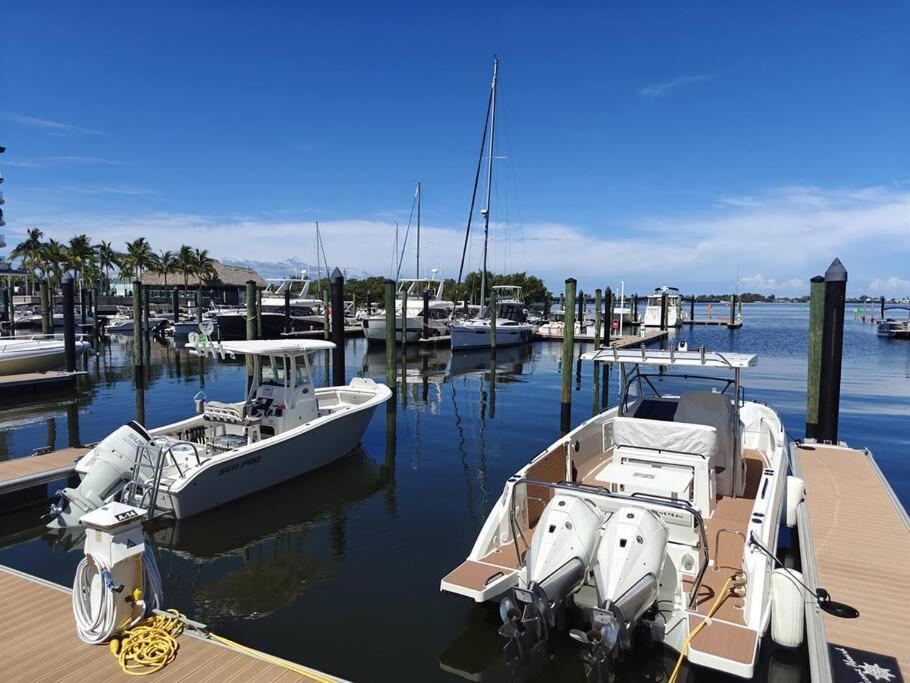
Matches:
[[869, 276, 910, 294], [60, 185, 152, 196], [639, 74, 714, 97], [7, 183, 909, 294], [4, 156, 130, 168], [2, 111, 103, 135]]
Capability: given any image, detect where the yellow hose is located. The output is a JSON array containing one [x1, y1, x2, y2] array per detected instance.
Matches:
[[112, 609, 337, 681], [668, 576, 734, 683]]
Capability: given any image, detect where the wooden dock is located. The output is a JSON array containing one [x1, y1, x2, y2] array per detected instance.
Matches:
[[0, 371, 85, 398], [0, 564, 338, 681], [791, 442, 910, 681], [687, 318, 743, 328], [535, 329, 668, 347], [0, 447, 88, 495]]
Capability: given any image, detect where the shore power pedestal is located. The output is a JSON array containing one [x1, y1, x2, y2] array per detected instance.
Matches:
[[73, 502, 161, 644]]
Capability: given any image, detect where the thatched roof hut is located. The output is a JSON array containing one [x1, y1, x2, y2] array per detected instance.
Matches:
[[139, 260, 266, 289]]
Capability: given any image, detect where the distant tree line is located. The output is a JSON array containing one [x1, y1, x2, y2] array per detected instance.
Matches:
[[10, 228, 216, 297]]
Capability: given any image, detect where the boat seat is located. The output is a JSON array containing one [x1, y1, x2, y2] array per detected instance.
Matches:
[[674, 391, 735, 495], [612, 416, 718, 465]]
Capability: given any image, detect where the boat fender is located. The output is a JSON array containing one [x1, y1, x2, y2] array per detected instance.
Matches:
[[785, 476, 805, 528], [771, 568, 805, 648]]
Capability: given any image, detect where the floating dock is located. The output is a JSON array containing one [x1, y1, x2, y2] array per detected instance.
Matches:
[[687, 317, 743, 328], [0, 564, 338, 681], [281, 326, 363, 339], [0, 447, 87, 496], [535, 328, 668, 347], [0, 370, 85, 399], [791, 442, 910, 681]]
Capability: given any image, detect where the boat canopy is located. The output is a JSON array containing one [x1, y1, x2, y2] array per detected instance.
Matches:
[[580, 347, 757, 369], [193, 339, 335, 356]]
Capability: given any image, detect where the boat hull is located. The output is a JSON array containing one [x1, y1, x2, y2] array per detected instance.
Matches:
[[362, 315, 448, 343], [450, 323, 533, 350], [162, 390, 386, 519]]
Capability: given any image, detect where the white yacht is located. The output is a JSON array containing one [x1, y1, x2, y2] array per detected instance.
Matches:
[[0, 336, 91, 375], [450, 286, 535, 350], [48, 339, 391, 525], [643, 285, 686, 327], [442, 346, 801, 680], [362, 279, 454, 343]]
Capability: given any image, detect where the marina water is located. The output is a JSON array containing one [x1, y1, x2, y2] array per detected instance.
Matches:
[[0, 303, 907, 681]]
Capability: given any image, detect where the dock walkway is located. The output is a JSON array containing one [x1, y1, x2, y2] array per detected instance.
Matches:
[[0, 564, 338, 681], [535, 329, 668, 347], [792, 442, 910, 681], [0, 447, 87, 495]]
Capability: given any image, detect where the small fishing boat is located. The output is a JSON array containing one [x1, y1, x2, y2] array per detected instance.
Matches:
[[48, 339, 391, 525], [642, 285, 687, 327], [442, 346, 806, 680], [0, 336, 91, 375]]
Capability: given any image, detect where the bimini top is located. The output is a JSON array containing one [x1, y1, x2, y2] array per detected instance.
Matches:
[[190, 339, 335, 356], [580, 346, 757, 369]]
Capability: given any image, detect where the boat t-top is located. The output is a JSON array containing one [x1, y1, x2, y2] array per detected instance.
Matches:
[[642, 285, 686, 327], [48, 339, 391, 525], [442, 345, 802, 680]]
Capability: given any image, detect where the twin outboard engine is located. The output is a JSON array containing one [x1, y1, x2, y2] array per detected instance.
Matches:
[[48, 422, 152, 528], [575, 506, 668, 671], [499, 494, 603, 654]]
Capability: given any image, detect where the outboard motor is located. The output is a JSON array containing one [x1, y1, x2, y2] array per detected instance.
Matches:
[[576, 506, 668, 670], [499, 494, 604, 655], [48, 422, 151, 528]]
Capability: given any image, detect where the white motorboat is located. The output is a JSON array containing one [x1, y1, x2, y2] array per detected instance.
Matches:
[[0, 336, 91, 375], [105, 314, 171, 334], [450, 286, 535, 350], [876, 317, 910, 339], [362, 279, 453, 343], [442, 346, 804, 680], [48, 339, 391, 525], [642, 285, 687, 327]]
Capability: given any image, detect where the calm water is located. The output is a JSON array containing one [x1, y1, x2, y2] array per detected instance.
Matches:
[[0, 304, 907, 682]]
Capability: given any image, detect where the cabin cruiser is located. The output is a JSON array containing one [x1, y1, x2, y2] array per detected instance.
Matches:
[[642, 286, 686, 327], [442, 346, 798, 679], [362, 279, 454, 343], [47, 339, 391, 525], [0, 336, 91, 375], [876, 318, 910, 339], [450, 286, 535, 350]]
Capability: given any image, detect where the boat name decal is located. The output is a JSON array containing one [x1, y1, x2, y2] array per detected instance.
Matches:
[[217, 454, 262, 476]]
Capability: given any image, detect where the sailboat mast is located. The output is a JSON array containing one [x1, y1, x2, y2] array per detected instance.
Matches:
[[479, 56, 499, 312], [416, 181, 421, 279]]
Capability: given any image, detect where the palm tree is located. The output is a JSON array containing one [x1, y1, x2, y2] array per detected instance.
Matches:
[[175, 245, 196, 294], [96, 241, 116, 294], [120, 238, 156, 280], [10, 227, 44, 294], [157, 250, 176, 289], [193, 248, 216, 283], [40, 240, 68, 293], [66, 234, 95, 300]]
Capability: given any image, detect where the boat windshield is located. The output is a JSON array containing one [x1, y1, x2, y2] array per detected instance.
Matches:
[[260, 355, 289, 386]]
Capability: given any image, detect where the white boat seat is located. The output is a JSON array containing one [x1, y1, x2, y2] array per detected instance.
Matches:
[[612, 416, 718, 464]]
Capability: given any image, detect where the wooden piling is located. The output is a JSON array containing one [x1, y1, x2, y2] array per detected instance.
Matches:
[[329, 268, 345, 385], [80, 288, 87, 326], [561, 278, 576, 433], [422, 290, 430, 340], [256, 289, 263, 339], [366, 290, 373, 316], [577, 290, 584, 329], [172, 288, 179, 323], [142, 285, 151, 336], [728, 294, 738, 329], [39, 280, 51, 336], [817, 259, 847, 443], [323, 290, 330, 340], [132, 281, 143, 367], [195, 287, 203, 325], [61, 274, 76, 372], [593, 289, 602, 347], [805, 275, 825, 439], [6, 287, 14, 335], [490, 288, 497, 351], [284, 286, 291, 333], [605, 287, 614, 343], [384, 279, 395, 389], [400, 287, 408, 348], [880, 295, 885, 321], [660, 292, 668, 331], [689, 296, 695, 323]]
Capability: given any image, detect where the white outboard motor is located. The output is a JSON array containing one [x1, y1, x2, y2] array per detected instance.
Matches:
[[499, 494, 603, 650], [48, 422, 151, 528], [580, 506, 668, 664]]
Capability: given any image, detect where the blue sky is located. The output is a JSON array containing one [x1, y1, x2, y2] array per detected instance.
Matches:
[[2, 1, 908, 294]]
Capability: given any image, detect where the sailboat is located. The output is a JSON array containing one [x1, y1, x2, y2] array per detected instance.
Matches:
[[362, 182, 454, 343], [449, 57, 534, 351]]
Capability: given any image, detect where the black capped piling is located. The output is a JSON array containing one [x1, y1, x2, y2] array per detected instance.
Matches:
[[880, 296, 885, 321], [62, 274, 76, 372], [660, 292, 668, 331], [605, 287, 614, 343], [172, 289, 179, 323], [561, 278, 576, 433], [384, 279, 395, 388], [690, 296, 695, 324], [593, 289, 602, 347], [422, 290, 430, 340], [330, 268, 345, 385], [817, 259, 847, 443]]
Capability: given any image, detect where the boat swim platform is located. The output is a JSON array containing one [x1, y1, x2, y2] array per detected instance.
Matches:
[[0, 564, 341, 682], [791, 442, 910, 682]]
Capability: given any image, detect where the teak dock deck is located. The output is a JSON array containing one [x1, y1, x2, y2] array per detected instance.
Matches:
[[0, 564, 337, 682], [791, 442, 910, 681], [535, 329, 669, 346], [0, 370, 85, 398]]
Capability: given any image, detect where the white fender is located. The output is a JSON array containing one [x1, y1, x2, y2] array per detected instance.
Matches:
[[771, 568, 805, 647], [785, 476, 805, 528]]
